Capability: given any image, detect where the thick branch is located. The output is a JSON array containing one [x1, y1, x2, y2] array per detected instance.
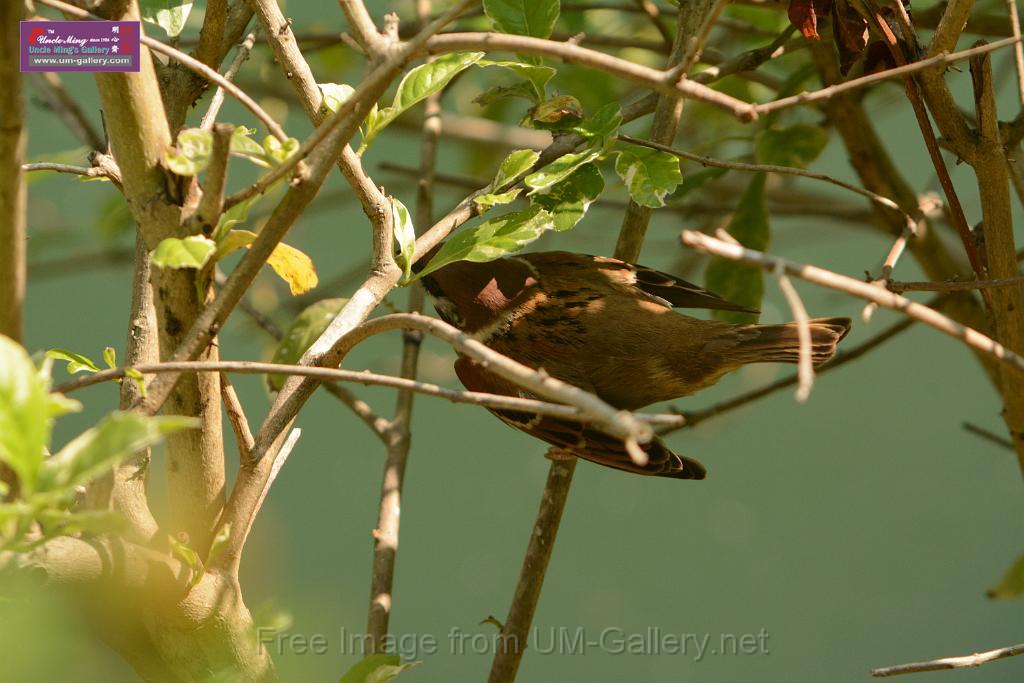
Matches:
[[0, 0, 26, 344]]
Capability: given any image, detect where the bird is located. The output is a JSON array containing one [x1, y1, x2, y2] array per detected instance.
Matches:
[[419, 251, 851, 480]]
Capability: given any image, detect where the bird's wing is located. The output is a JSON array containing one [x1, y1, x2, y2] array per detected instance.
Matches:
[[518, 251, 759, 314], [454, 357, 706, 480]]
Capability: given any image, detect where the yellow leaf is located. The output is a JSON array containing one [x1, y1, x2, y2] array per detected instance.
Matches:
[[217, 229, 318, 295], [266, 241, 318, 295]]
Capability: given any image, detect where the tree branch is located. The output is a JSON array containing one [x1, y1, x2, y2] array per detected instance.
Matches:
[[872, 641, 1024, 677], [681, 230, 1024, 376], [0, 0, 26, 344]]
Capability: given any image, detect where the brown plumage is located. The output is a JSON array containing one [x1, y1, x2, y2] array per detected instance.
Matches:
[[421, 251, 851, 480]]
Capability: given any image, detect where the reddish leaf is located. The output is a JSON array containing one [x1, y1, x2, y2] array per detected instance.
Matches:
[[789, 0, 833, 40], [832, 0, 868, 74]]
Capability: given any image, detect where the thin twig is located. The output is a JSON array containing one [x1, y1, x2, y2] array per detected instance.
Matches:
[[54, 360, 680, 427], [423, 32, 758, 122], [1007, 0, 1024, 109], [887, 275, 1024, 293], [774, 267, 814, 402], [617, 135, 908, 215], [872, 641, 1024, 677], [29, 72, 105, 151], [220, 372, 255, 460], [681, 231, 1024, 375], [962, 422, 1016, 451], [368, 0, 438, 649], [200, 31, 257, 131], [486, 456, 576, 683], [862, 1, 987, 286], [751, 37, 1024, 116], [21, 162, 113, 179]]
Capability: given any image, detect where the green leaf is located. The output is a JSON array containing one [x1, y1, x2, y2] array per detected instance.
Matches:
[[474, 189, 522, 212], [524, 140, 603, 194], [103, 347, 116, 369], [229, 126, 269, 167], [165, 128, 212, 176], [477, 60, 556, 101], [125, 367, 147, 398], [572, 102, 622, 139], [268, 299, 348, 392], [704, 173, 770, 323], [169, 534, 204, 588], [532, 162, 604, 231], [319, 83, 355, 115], [0, 337, 73, 495], [615, 144, 682, 208], [493, 149, 540, 189], [152, 236, 217, 270], [483, 0, 559, 38], [140, 0, 193, 38], [40, 412, 196, 493], [339, 654, 420, 683], [213, 194, 260, 241], [988, 552, 1024, 599], [362, 53, 485, 151], [414, 205, 554, 280], [391, 197, 416, 282], [207, 523, 232, 565], [46, 349, 101, 375], [754, 123, 829, 168], [263, 136, 300, 165]]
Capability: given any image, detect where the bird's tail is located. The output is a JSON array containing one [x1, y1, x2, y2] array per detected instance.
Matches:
[[733, 317, 852, 365]]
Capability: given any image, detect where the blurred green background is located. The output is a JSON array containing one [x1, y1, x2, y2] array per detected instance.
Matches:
[[4, 0, 1024, 681]]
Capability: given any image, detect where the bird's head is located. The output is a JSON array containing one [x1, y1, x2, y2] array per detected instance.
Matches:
[[419, 257, 538, 333]]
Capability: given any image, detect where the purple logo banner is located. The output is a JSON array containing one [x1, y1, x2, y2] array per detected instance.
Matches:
[[20, 20, 140, 73]]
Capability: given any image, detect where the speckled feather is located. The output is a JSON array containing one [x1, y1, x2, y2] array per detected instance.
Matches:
[[421, 251, 851, 479]]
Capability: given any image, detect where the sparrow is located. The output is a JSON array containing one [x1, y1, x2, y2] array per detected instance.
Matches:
[[420, 251, 851, 480]]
